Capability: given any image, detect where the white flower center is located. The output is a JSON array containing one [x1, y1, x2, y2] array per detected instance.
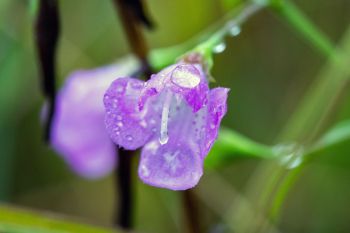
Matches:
[[159, 92, 172, 145]]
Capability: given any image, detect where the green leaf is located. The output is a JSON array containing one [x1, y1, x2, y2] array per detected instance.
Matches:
[[0, 205, 121, 233]]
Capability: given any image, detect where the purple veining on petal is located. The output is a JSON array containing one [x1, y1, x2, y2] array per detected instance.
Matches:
[[138, 64, 208, 112], [203, 87, 229, 156], [51, 58, 138, 178], [104, 60, 229, 190], [104, 78, 161, 150], [138, 137, 203, 190]]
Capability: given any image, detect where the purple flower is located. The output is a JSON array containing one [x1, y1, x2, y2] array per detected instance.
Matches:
[[51, 57, 137, 178], [104, 59, 229, 190]]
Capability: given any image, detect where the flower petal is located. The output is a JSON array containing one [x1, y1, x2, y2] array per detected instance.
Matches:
[[203, 87, 229, 155], [138, 64, 209, 112], [104, 78, 160, 150], [172, 64, 209, 112], [51, 64, 125, 178], [138, 138, 203, 190]]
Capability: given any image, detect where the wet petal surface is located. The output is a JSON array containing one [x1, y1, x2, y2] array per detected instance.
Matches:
[[138, 138, 203, 190]]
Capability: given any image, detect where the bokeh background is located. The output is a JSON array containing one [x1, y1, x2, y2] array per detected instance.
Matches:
[[1, 0, 350, 232]]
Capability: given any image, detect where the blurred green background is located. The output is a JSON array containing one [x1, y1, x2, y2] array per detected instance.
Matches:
[[0, 0, 350, 232]]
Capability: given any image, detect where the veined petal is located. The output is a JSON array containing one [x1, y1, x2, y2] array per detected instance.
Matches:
[[139, 63, 209, 112], [203, 87, 229, 155], [138, 138, 203, 190], [104, 78, 160, 150]]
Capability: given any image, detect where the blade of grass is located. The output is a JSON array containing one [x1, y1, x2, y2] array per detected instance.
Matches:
[[0, 204, 121, 233], [270, 0, 335, 58], [261, 24, 350, 228]]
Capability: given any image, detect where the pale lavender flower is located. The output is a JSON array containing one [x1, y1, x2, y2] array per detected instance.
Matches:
[[51, 57, 138, 178], [104, 59, 229, 190]]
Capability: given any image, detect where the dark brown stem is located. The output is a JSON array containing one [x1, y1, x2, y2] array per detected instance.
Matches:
[[115, 148, 134, 229], [35, 0, 60, 142], [183, 190, 201, 233], [112, 0, 154, 229], [112, 0, 152, 77]]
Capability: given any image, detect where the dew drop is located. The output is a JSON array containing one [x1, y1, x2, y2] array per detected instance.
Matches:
[[140, 120, 147, 128], [116, 86, 124, 93], [213, 42, 226, 54], [126, 135, 133, 141], [171, 64, 201, 88], [229, 25, 241, 37], [140, 165, 150, 177], [113, 127, 120, 135], [274, 143, 304, 170], [117, 121, 123, 127], [112, 99, 118, 108], [288, 156, 303, 169]]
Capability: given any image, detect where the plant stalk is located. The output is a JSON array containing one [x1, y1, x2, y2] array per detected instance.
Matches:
[[111, 0, 153, 229], [183, 190, 201, 233], [115, 148, 134, 229], [34, 0, 60, 142]]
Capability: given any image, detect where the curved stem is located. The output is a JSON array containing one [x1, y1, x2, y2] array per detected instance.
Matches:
[[149, 1, 265, 71], [35, 0, 60, 142], [112, 0, 152, 76]]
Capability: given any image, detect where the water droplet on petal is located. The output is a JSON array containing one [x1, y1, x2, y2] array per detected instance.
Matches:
[[113, 127, 120, 135], [140, 120, 147, 128], [116, 86, 124, 93], [140, 165, 150, 177], [126, 135, 133, 141], [171, 64, 201, 88], [213, 42, 226, 54], [117, 121, 123, 127]]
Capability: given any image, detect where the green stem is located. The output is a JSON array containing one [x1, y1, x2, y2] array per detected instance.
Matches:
[[224, 2, 347, 232], [205, 128, 277, 168], [263, 17, 350, 229], [149, 1, 265, 71], [270, 0, 335, 58]]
